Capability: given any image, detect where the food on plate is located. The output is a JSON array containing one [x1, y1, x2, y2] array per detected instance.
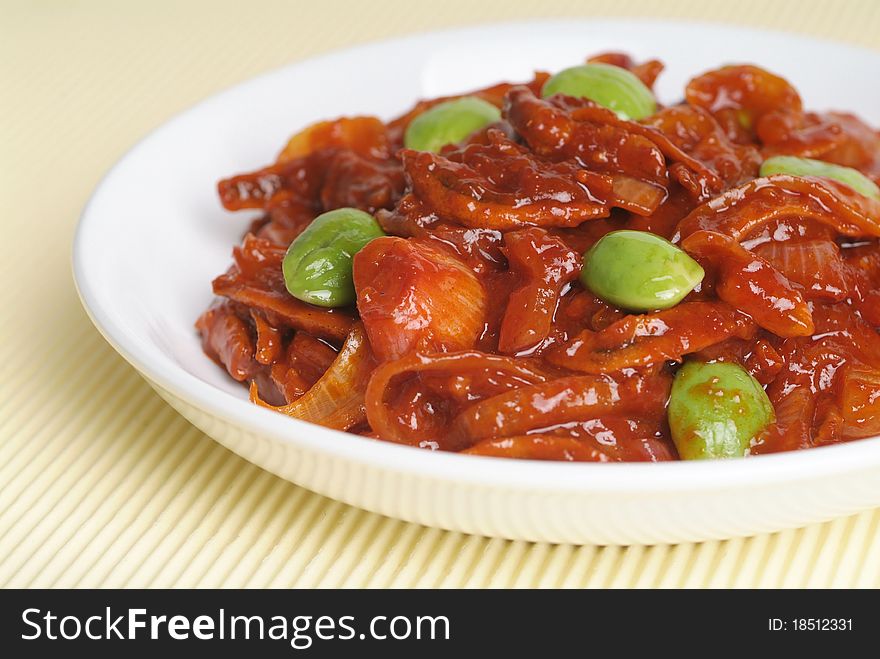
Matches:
[[198, 52, 880, 461]]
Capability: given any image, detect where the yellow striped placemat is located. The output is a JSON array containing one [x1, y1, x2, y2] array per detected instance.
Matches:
[[2, 0, 879, 587]]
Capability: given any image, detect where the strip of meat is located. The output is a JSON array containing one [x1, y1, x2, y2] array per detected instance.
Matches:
[[673, 175, 880, 243], [498, 228, 582, 354], [682, 230, 813, 337], [401, 135, 612, 230], [547, 301, 756, 373], [454, 371, 671, 442]]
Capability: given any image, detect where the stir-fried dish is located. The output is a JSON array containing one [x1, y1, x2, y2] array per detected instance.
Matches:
[[197, 53, 880, 462]]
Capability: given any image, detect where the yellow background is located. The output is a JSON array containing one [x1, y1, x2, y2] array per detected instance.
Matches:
[[3, 0, 880, 588]]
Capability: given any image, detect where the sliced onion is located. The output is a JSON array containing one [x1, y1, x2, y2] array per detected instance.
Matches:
[[752, 239, 850, 301], [837, 367, 880, 439], [251, 322, 374, 431]]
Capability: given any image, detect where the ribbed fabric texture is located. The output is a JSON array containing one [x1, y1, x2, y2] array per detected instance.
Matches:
[[2, 0, 879, 587]]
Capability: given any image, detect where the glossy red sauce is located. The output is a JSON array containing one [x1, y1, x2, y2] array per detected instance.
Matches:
[[198, 55, 880, 461]]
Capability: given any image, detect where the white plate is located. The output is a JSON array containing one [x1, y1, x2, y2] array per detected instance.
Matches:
[[74, 19, 880, 545]]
